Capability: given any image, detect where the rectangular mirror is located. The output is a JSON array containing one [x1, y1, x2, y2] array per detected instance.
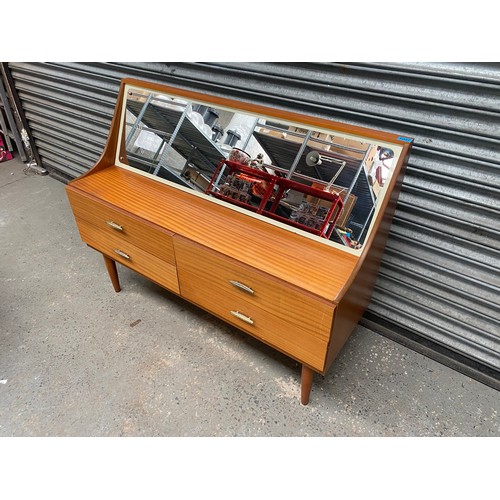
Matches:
[[116, 84, 404, 252]]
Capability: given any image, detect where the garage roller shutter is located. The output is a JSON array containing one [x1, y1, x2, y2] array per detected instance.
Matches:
[[8, 62, 499, 385]]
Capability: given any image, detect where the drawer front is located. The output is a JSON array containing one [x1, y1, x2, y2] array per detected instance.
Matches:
[[174, 238, 333, 371], [67, 188, 175, 265], [76, 218, 179, 294]]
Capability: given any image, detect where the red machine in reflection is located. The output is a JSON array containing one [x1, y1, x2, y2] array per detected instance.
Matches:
[[206, 159, 344, 239]]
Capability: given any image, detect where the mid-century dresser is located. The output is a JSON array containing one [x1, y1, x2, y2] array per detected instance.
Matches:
[[66, 78, 412, 404]]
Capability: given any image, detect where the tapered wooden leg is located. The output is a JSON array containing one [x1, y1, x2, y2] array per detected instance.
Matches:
[[103, 254, 121, 292], [301, 365, 314, 405]]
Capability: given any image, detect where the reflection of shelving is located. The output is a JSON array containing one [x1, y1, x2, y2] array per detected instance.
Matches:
[[253, 129, 363, 183], [206, 160, 344, 239], [126, 99, 227, 177], [125, 95, 380, 247], [252, 127, 376, 245]]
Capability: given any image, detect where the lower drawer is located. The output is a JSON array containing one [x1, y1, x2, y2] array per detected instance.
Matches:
[[175, 238, 333, 371], [76, 218, 179, 294]]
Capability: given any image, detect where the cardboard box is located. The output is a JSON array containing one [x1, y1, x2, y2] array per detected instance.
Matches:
[[257, 126, 331, 149], [307, 183, 357, 229]]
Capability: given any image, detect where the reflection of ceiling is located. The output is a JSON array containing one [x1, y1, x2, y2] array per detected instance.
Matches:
[[126, 100, 226, 174], [252, 131, 363, 187]]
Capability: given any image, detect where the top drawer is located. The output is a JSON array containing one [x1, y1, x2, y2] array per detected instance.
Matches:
[[66, 187, 175, 264]]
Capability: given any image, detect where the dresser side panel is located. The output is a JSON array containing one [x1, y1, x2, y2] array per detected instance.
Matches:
[[324, 152, 410, 372]]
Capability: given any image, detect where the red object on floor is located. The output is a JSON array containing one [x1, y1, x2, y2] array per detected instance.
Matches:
[[0, 133, 13, 162]]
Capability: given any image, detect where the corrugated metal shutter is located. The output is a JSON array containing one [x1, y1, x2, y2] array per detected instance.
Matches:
[[8, 62, 499, 383]]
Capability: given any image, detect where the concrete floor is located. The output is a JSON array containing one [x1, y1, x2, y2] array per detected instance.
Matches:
[[0, 156, 499, 437]]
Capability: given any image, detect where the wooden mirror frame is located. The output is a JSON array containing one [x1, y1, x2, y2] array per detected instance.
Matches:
[[110, 80, 411, 254]]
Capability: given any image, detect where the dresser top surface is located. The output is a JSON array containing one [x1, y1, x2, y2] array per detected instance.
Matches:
[[69, 165, 360, 302]]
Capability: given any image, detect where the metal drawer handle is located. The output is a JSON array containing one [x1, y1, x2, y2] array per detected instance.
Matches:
[[113, 249, 130, 260], [106, 220, 123, 231], [229, 280, 254, 295], [230, 310, 254, 325]]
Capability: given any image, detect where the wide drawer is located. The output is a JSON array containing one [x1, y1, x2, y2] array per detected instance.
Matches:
[[174, 238, 333, 371], [67, 187, 175, 265], [76, 218, 180, 294]]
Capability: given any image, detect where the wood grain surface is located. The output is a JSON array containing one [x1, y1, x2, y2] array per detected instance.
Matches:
[[174, 237, 332, 371], [67, 187, 176, 264], [69, 166, 359, 302], [75, 217, 180, 294]]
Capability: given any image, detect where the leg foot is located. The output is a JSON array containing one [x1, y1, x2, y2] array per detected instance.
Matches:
[[301, 365, 314, 405], [103, 254, 121, 292]]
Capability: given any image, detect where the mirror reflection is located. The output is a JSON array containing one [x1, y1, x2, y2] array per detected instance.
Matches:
[[121, 87, 400, 249]]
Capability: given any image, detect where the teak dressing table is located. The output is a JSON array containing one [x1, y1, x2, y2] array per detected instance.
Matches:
[[66, 78, 413, 404]]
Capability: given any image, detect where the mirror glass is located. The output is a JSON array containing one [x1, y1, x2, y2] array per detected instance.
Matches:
[[117, 85, 402, 251]]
